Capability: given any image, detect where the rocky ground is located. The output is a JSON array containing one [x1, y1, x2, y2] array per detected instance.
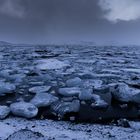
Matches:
[[0, 44, 140, 139]]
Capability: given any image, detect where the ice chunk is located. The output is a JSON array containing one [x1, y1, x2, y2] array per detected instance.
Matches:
[[51, 100, 80, 118], [58, 87, 81, 97], [0, 82, 16, 96], [66, 77, 82, 87], [91, 94, 109, 109], [0, 106, 10, 119], [110, 83, 140, 104], [30, 93, 59, 107], [36, 59, 70, 70], [79, 89, 93, 100], [10, 102, 38, 118], [29, 86, 51, 94], [122, 68, 140, 73]]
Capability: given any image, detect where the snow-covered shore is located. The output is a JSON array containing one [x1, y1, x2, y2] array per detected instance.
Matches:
[[0, 117, 140, 140]]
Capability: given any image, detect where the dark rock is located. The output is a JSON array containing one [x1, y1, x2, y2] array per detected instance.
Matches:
[[7, 129, 45, 140], [117, 119, 130, 128]]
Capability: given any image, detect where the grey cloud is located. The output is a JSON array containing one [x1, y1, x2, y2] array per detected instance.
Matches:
[[99, 0, 140, 22], [0, 0, 140, 45], [0, 0, 26, 18]]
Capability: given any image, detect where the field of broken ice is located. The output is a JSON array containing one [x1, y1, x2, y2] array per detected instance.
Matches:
[[1, 44, 140, 139]]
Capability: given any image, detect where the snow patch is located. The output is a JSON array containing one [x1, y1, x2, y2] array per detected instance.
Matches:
[[0, 122, 15, 139]]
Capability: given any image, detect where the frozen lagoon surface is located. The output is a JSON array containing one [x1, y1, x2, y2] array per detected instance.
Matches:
[[0, 44, 140, 139]]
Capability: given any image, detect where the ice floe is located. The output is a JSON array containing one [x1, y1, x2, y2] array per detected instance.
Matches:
[[36, 59, 70, 70]]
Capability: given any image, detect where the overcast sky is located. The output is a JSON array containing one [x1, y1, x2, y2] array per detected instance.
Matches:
[[0, 0, 140, 45]]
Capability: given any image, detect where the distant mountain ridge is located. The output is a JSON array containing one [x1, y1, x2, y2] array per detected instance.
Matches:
[[0, 41, 12, 46], [0, 41, 139, 47]]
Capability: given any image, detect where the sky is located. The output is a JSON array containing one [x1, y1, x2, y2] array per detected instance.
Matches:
[[0, 0, 140, 45]]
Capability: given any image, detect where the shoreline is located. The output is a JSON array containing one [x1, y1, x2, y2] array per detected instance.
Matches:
[[0, 117, 140, 140]]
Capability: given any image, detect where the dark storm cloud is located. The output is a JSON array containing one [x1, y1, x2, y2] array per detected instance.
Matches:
[[0, 0, 140, 44]]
